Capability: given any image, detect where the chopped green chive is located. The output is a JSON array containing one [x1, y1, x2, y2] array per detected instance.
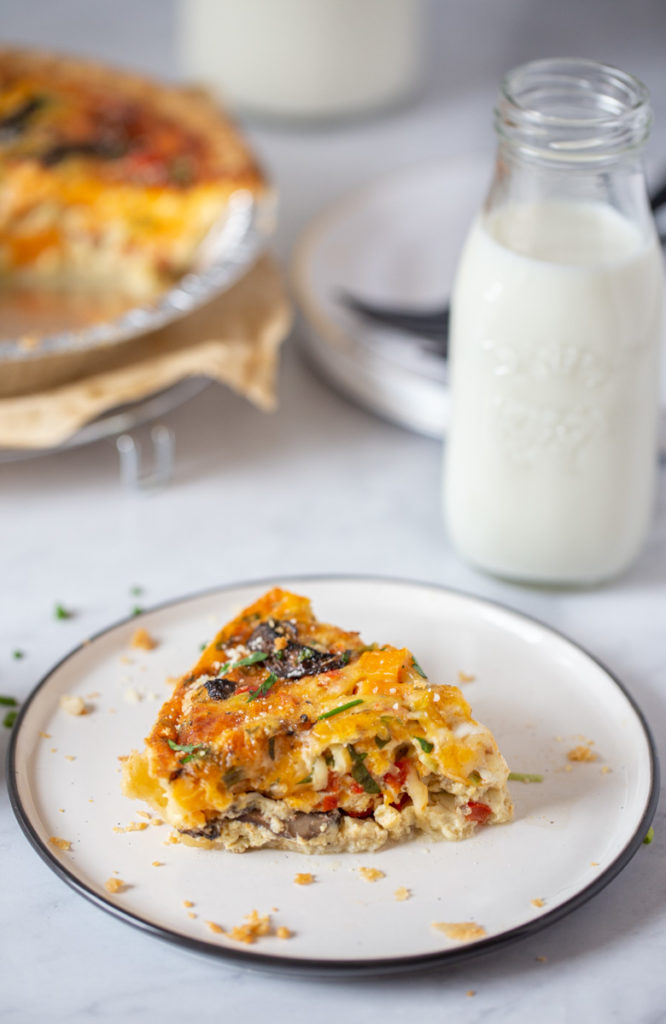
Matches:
[[199, 642, 207, 651], [298, 647, 313, 662], [247, 672, 277, 702], [129, 585, 143, 596], [214, 650, 269, 670], [296, 774, 312, 785], [348, 744, 381, 794], [167, 738, 208, 760], [237, 651, 269, 668], [643, 826, 655, 845], [318, 698, 364, 720], [411, 657, 427, 679], [415, 736, 434, 753], [3, 710, 18, 728], [54, 603, 72, 620], [12, 650, 25, 660], [0, 695, 18, 706], [268, 736, 276, 760], [181, 749, 209, 764], [508, 772, 544, 784], [340, 650, 351, 666], [374, 734, 391, 749], [468, 770, 482, 784], [131, 606, 143, 617]]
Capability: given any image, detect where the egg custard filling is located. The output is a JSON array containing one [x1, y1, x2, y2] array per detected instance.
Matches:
[[122, 588, 513, 853]]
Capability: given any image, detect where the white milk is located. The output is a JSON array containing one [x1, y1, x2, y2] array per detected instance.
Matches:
[[179, 0, 424, 122], [444, 200, 663, 583]]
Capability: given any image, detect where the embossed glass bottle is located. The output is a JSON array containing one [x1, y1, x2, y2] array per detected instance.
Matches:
[[444, 59, 663, 584]]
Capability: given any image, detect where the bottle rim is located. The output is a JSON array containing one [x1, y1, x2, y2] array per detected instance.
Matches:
[[495, 58, 651, 162]]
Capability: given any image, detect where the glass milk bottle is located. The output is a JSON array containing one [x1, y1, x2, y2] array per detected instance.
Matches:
[[444, 59, 663, 585]]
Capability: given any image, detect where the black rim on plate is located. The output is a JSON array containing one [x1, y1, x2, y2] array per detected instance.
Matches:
[[7, 573, 660, 976]]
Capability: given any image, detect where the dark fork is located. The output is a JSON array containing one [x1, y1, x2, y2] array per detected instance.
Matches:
[[339, 291, 449, 354], [340, 182, 666, 356]]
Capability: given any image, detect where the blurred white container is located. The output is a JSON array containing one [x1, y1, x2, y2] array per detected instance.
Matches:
[[178, 0, 425, 122]]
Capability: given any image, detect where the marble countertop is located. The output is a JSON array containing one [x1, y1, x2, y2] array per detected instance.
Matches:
[[2, 2, 665, 1020]]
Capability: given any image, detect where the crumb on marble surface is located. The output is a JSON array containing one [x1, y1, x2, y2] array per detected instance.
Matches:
[[294, 872, 315, 886], [394, 886, 411, 901]]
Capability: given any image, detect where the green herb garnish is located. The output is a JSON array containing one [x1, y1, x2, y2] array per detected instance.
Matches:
[[247, 672, 277, 702], [12, 650, 24, 660], [131, 606, 143, 617], [318, 698, 364, 720], [468, 771, 482, 784], [181, 749, 208, 764], [268, 736, 276, 760], [298, 647, 313, 662], [215, 649, 268, 667], [3, 710, 18, 728], [167, 738, 208, 763], [348, 744, 381, 794], [411, 657, 427, 679], [374, 734, 391, 749], [296, 774, 312, 785], [54, 603, 72, 620], [0, 695, 18, 706], [643, 826, 655, 845], [129, 585, 143, 596], [340, 650, 351, 666], [508, 772, 544, 784], [415, 737, 434, 753]]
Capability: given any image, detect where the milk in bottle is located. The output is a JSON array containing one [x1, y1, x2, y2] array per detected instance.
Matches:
[[444, 60, 663, 584]]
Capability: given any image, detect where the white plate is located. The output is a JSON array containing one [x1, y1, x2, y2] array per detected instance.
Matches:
[[292, 156, 666, 451], [9, 576, 658, 975]]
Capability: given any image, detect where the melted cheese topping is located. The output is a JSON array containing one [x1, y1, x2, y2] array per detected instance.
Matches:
[[0, 49, 264, 288], [124, 588, 509, 832]]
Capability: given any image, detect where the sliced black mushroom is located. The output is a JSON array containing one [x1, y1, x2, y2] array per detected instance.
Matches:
[[204, 677, 237, 701], [248, 619, 351, 680], [40, 138, 129, 166], [247, 618, 297, 653], [0, 95, 45, 140]]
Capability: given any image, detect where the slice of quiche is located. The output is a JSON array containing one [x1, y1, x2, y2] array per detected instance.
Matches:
[[123, 588, 513, 853], [0, 48, 265, 299]]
